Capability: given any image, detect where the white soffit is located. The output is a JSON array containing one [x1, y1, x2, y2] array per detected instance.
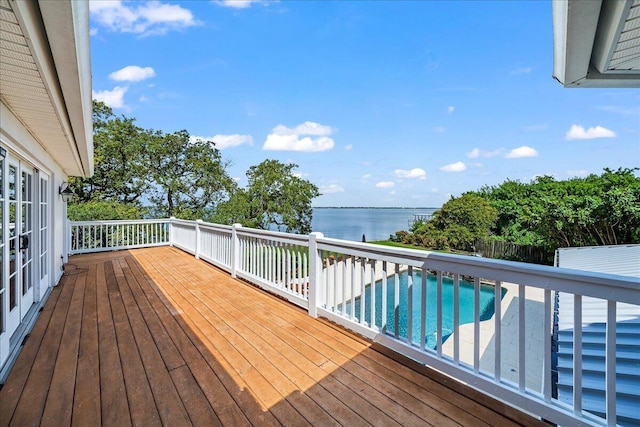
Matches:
[[0, 0, 92, 176], [553, 0, 640, 88]]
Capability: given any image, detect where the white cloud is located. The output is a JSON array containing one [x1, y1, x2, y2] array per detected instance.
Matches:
[[447, 106, 455, 114], [439, 161, 466, 172], [466, 148, 503, 158], [565, 124, 617, 140], [344, 144, 353, 151], [362, 173, 371, 180], [376, 181, 394, 188], [433, 126, 446, 133], [109, 65, 156, 82], [505, 146, 538, 158], [92, 86, 128, 108], [90, 0, 199, 36], [263, 121, 335, 152], [190, 134, 253, 149], [216, 0, 266, 8], [395, 168, 426, 180], [319, 184, 344, 194], [510, 66, 533, 75]]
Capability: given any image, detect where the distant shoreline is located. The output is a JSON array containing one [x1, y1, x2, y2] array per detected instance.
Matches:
[[313, 206, 439, 209]]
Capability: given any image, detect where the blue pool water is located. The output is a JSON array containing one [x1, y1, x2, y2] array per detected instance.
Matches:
[[344, 271, 506, 349]]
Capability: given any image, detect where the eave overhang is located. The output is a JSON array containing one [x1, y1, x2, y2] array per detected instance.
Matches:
[[0, 0, 93, 177], [552, 0, 640, 88]]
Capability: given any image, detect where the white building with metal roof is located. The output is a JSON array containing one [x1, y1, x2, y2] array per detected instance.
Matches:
[[555, 245, 640, 426]]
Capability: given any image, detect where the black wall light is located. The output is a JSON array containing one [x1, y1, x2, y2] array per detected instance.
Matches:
[[59, 182, 74, 203]]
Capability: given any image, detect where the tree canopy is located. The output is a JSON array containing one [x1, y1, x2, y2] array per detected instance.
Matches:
[[397, 193, 497, 251], [392, 168, 640, 257], [213, 160, 320, 234], [68, 102, 320, 230]]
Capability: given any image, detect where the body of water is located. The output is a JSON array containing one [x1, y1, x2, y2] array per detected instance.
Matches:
[[311, 207, 438, 242]]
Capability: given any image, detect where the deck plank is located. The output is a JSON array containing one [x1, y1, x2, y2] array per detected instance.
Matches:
[[7, 272, 76, 426], [113, 259, 192, 426], [0, 247, 547, 427], [106, 260, 161, 426], [41, 263, 87, 425], [96, 261, 132, 427], [0, 278, 63, 427]]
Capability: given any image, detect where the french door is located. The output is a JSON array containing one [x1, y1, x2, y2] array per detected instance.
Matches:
[[5, 158, 35, 336]]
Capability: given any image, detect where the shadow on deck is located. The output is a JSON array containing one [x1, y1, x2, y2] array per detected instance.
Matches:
[[0, 247, 546, 426]]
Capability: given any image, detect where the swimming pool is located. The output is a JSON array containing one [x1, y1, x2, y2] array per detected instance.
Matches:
[[343, 271, 506, 349]]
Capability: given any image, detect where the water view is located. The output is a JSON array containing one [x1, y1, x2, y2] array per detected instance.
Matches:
[[343, 271, 506, 349], [311, 207, 438, 242]]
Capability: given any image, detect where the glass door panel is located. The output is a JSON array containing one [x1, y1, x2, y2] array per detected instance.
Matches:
[[7, 162, 19, 334], [20, 169, 34, 314]]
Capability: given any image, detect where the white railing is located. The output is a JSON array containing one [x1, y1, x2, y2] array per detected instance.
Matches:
[[68, 219, 170, 255], [66, 218, 640, 427]]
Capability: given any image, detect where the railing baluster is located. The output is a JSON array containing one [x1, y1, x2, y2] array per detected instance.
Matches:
[[341, 256, 346, 317], [453, 273, 460, 364], [369, 260, 375, 330], [332, 253, 337, 311], [518, 284, 526, 392], [381, 261, 387, 334], [408, 266, 413, 345], [573, 294, 582, 414], [543, 289, 552, 402], [474, 276, 480, 374], [420, 268, 426, 350], [436, 270, 442, 356], [359, 258, 365, 325], [394, 264, 399, 339], [606, 301, 616, 427], [350, 256, 356, 321], [494, 280, 502, 381]]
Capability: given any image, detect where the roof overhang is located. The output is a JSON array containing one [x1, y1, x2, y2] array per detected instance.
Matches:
[[552, 0, 640, 88], [0, 0, 93, 177]]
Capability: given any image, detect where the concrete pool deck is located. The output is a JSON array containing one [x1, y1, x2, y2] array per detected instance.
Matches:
[[442, 282, 546, 392]]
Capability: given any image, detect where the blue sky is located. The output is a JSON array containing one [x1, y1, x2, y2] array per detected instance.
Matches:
[[90, 0, 640, 207]]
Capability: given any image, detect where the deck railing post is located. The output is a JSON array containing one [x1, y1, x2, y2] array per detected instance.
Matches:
[[169, 217, 175, 246], [308, 232, 323, 318], [195, 219, 202, 259], [231, 223, 242, 278]]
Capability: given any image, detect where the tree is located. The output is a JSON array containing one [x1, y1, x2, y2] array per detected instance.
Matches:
[[214, 160, 320, 234], [67, 200, 147, 221], [69, 101, 152, 205], [146, 131, 236, 219], [405, 193, 498, 251], [475, 168, 640, 249], [69, 101, 236, 220]]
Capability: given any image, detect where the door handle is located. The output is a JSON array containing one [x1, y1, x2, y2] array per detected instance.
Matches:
[[20, 235, 29, 251]]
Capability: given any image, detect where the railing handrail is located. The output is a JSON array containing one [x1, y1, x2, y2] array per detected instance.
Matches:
[[316, 236, 640, 304], [69, 218, 170, 226]]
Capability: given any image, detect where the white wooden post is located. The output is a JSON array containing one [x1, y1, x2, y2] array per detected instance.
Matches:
[[169, 217, 175, 246], [195, 219, 202, 259], [231, 223, 242, 278], [308, 232, 323, 318]]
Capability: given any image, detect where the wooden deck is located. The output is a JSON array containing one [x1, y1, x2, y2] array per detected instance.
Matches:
[[0, 247, 546, 426]]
